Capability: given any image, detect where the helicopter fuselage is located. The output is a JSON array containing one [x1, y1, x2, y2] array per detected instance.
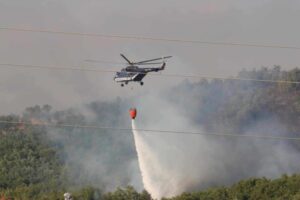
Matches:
[[114, 54, 170, 86]]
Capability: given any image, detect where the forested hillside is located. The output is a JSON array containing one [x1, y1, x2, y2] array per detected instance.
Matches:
[[0, 66, 299, 199], [163, 175, 300, 200], [0, 127, 64, 199]]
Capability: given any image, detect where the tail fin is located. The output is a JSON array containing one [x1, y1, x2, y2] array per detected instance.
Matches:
[[161, 62, 166, 70]]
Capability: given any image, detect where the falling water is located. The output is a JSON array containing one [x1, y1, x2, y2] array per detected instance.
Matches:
[[132, 120, 156, 198], [131, 120, 164, 199]]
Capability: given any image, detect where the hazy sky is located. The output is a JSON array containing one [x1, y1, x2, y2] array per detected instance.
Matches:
[[0, 0, 300, 113]]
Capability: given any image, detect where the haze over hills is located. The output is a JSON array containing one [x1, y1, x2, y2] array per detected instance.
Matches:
[[0, 67, 299, 199]]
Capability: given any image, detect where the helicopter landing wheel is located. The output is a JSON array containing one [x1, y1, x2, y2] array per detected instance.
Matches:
[[121, 83, 124, 87], [125, 82, 128, 85], [140, 82, 144, 86]]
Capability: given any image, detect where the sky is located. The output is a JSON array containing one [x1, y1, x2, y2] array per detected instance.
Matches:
[[0, 0, 300, 113]]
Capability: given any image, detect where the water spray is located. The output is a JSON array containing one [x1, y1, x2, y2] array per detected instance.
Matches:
[[130, 107, 169, 199]]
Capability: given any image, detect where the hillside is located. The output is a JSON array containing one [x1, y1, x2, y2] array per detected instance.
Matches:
[[163, 175, 300, 200]]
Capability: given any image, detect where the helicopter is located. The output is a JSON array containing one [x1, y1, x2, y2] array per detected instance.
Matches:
[[114, 54, 172, 87]]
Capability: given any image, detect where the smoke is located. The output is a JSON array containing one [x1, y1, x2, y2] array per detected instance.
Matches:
[[130, 88, 300, 199], [18, 72, 299, 199], [39, 100, 142, 192]]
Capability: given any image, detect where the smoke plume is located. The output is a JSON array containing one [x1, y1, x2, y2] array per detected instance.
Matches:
[[130, 85, 300, 199], [22, 68, 299, 199]]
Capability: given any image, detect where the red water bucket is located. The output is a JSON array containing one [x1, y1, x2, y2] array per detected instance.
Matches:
[[129, 108, 137, 119]]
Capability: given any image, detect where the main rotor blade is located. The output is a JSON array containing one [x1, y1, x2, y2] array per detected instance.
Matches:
[[135, 56, 172, 64], [137, 62, 164, 65], [120, 54, 133, 65]]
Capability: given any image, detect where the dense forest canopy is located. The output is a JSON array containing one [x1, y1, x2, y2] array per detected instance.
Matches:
[[0, 66, 299, 199]]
